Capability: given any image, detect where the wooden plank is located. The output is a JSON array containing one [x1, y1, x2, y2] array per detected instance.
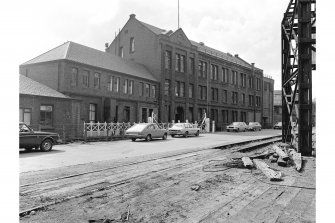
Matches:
[[288, 149, 302, 171], [241, 157, 253, 168], [249, 150, 274, 159], [253, 159, 282, 181], [273, 145, 289, 161]]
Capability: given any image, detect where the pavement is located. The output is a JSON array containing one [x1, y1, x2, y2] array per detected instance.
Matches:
[[19, 129, 281, 173]]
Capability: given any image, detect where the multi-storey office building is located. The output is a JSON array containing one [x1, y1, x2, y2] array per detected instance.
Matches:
[[263, 76, 275, 128], [106, 14, 274, 129], [20, 41, 159, 126]]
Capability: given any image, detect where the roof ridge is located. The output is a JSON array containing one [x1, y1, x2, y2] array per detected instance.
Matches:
[[64, 41, 71, 59], [22, 41, 70, 65], [136, 18, 166, 35]]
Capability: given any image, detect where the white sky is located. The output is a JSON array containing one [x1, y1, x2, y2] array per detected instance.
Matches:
[[1, 1, 333, 221], [3, 0, 288, 89]]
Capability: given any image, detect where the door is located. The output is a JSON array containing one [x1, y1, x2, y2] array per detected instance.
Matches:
[[175, 106, 184, 122]]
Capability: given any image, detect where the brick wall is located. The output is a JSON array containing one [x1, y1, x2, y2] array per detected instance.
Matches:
[[19, 94, 81, 140]]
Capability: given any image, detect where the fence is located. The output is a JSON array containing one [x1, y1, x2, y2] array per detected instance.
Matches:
[[83, 122, 208, 140]]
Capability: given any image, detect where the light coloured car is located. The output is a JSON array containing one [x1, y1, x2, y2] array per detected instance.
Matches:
[[226, 122, 247, 132], [273, 122, 282, 129], [168, 123, 200, 137], [247, 122, 262, 131], [125, 123, 168, 142]]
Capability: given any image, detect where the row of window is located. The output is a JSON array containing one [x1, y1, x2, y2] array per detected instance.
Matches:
[[71, 68, 101, 89], [164, 51, 262, 90], [139, 82, 156, 98], [164, 79, 261, 106], [20, 106, 54, 128], [70, 67, 157, 98]]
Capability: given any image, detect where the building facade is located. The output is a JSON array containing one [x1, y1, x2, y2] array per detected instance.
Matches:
[[273, 90, 282, 124], [19, 75, 81, 138], [20, 14, 274, 131], [20, 42, 160, 125], [262, 76, 274, 128], [106, 14, 274, 129]]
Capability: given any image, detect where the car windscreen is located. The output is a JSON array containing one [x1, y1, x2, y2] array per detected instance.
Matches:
[[231, 122, 239, 126], [127, 124, 148, 132]]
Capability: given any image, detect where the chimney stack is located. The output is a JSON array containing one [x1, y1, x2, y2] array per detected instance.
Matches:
[[130, 14, 136, 19], [234, 54, 239, 57], [105, 43, 109, 48], [199, 42, 204, 46]]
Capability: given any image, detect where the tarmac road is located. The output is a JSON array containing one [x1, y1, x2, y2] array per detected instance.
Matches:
[[19, 129, 281, 173]]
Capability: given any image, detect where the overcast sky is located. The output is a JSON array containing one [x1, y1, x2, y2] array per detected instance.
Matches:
[[3, 0, 289, 90]]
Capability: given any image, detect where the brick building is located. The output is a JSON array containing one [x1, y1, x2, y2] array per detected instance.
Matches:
[[262, 76, 274, 128], [20, 41, 159, 125], [273, 90, 282, 124], [106, 14, 274, 129], [19, 75, 81, 138]]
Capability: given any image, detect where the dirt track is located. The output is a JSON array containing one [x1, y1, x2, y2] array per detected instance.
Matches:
[[20, 141, 315, 223]]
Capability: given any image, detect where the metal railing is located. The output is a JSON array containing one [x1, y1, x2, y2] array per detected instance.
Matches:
[[83, 121, 209, 140]]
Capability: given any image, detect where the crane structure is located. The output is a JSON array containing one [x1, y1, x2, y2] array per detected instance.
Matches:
[[281, 0, 315, 156]]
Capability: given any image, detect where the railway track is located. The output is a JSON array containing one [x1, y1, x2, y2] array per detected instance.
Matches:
[[19, 135, 281, 217]]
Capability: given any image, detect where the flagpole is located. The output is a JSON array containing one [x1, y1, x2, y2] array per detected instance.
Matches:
[[178, 0, 180, 28]]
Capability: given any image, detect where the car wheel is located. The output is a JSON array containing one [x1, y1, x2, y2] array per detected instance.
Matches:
[[40, 139, 53, 152], [227, 129, 229, 132], [131, 138, 136, 142], [162, 133, 167, 140], [195, 130, 200, 136], [184, 131, 188, 138], [259, 128, 262, 131], [171, 134, 175, 138], [145, 134, 152, 142]]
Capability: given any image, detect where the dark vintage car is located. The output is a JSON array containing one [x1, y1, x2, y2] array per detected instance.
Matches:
[[19, 123, 62, 152]]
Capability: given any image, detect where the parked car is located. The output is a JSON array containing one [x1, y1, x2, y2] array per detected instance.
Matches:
[[19, 122, 62, 152], [247, 122, 262, 131], [168, 123, 200, 137], [226, 122, 248, 132], [273, 122, 282, 129], [125, 123, 168, 142]]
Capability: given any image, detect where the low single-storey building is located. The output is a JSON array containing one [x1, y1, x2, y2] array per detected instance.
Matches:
[[19, 74, 82, 139]]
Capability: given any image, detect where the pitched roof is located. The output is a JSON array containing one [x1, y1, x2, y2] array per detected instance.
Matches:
[[19, 75, 70, 99], [138, 20, 167, 35], [22, 41, 158, 82], [136, 18, 253, 69], [190, 40, 252, 69]]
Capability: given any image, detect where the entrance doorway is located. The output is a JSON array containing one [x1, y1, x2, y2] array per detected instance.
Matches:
[[175, 106, 184, 122]]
